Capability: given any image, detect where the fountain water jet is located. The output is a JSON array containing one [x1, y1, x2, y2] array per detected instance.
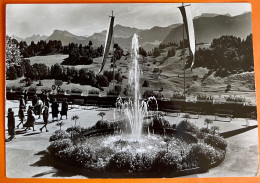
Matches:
[[115, 34, 159, 141]]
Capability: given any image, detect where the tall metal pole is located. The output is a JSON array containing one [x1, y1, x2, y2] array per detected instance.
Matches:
[[182, 3, 186, 94]]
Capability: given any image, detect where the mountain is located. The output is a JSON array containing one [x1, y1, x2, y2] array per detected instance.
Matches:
[[10, 35, 23, 42], [162, 12, 252, 45], [45, 24, 180, 51], [194, 13, 231, 19], [10, 34, 48, 44], [87, 23, 181, 50], [46, 30, 89, 45], [138, 24, 181, 50], [24, 34, 48, 44]]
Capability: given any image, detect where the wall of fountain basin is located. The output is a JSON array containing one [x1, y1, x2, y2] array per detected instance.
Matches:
[[47, 124, 226, 178]]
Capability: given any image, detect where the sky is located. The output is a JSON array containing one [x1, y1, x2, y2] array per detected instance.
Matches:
[[6, 3, 251, 38]]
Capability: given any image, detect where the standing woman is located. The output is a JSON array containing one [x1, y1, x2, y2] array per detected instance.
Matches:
[[7, 108, 15, 139], [24, 105, 36, 131], [51, 98, 59, 121], [60, 99, 68, 120]]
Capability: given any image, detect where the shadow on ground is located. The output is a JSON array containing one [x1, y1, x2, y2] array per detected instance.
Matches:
[[31, 150, 86, 178]]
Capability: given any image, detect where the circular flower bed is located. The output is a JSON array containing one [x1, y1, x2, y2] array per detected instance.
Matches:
[[47, 119, 227, 177]]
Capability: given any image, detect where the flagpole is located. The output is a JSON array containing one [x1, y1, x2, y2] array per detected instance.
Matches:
[[182, 3, 186, 94], [111, 11, 116, 84]]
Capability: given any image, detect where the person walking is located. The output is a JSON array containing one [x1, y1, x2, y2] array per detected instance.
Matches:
[[32, 94, 38, 114], [40, 105, 49, 132], [23, 90, 28, 105], [7, 108, 15, 139], [17, 106, 25, 128], [60, 99, 68, 120], [24, 105, 36, 131], [51, 98, 59, 121], [19, 95, 26, 110], [34, 97, 43, 119]]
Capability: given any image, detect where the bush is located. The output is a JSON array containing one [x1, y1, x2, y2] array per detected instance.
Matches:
[[94, 120, 110, 129], [200, 127, 211, 134], [107, 85, 121, 95], [152, 151, 182, 173], [131, 154, 153, 173], [204, 134, 227, 150], [88, 89, 99, 94], [66, 126, 85, 137], [176, 119, 199, 134], [48, 138, 73, 155], [49, 130, 70, 142], [96, 75, 109, 87], [142, 80, 149, 87], [107, 152, 133, 173], [148, 116, 170, 134], [71, 88, 82, 94], [185, 143, 214, 170]]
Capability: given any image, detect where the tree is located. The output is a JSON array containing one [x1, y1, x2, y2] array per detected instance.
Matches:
[[6, 36, 22, 78], [96, 75, 109, 87], [142, 80, 149, 87], [97, 112, 106, 120], [139, 47, 147, 57], [225, 84, 231, 93], [204, 118, 213, 129]]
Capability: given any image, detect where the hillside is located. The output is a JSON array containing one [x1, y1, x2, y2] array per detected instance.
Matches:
[[162, 12, 252, 44], [22, 45, 256, 101]]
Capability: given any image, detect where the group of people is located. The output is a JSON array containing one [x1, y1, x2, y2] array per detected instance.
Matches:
[[7, 91, 69, 140]]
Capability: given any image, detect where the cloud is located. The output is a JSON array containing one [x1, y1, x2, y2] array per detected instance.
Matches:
[[6, 3, 251, 38]]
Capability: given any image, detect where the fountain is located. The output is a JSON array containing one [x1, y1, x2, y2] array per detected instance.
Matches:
[[47, 34, 227, 176]]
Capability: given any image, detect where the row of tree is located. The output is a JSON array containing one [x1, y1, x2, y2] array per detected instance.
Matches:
[[191, 34, 254, 77]]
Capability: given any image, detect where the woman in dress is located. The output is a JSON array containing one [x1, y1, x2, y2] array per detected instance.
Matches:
[[7, 108, 15, 139], [24, 105, 36, 131], [60, 99, 68, 120], [51, 99, 59, 121]]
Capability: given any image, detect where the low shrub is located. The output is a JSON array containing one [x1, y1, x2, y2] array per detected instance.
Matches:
[[48, 138, 73, 155], [66, 126, 85, 137], [94, 120, 110, 129], [71, 88, 82, 94], [88, 89, 99, 94], [107, 152, 133, 173], [131, 154, 153, 173], [176, 119, 199, 134], [148, 116, 170, 134], [185, 143, 214, 171], [200, 127, 211, 134], [49, 130, 70, 142], [204, 134, 227, 150], [152, 151, 182, 173]]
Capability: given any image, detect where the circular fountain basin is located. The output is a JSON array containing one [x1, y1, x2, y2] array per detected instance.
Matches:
[[82, 133, 190, 156]]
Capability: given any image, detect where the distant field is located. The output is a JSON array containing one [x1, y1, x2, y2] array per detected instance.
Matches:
[[27, 54, 68, 67]]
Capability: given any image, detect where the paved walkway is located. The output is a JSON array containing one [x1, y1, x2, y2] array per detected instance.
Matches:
[[5, 100, 259, 178]]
